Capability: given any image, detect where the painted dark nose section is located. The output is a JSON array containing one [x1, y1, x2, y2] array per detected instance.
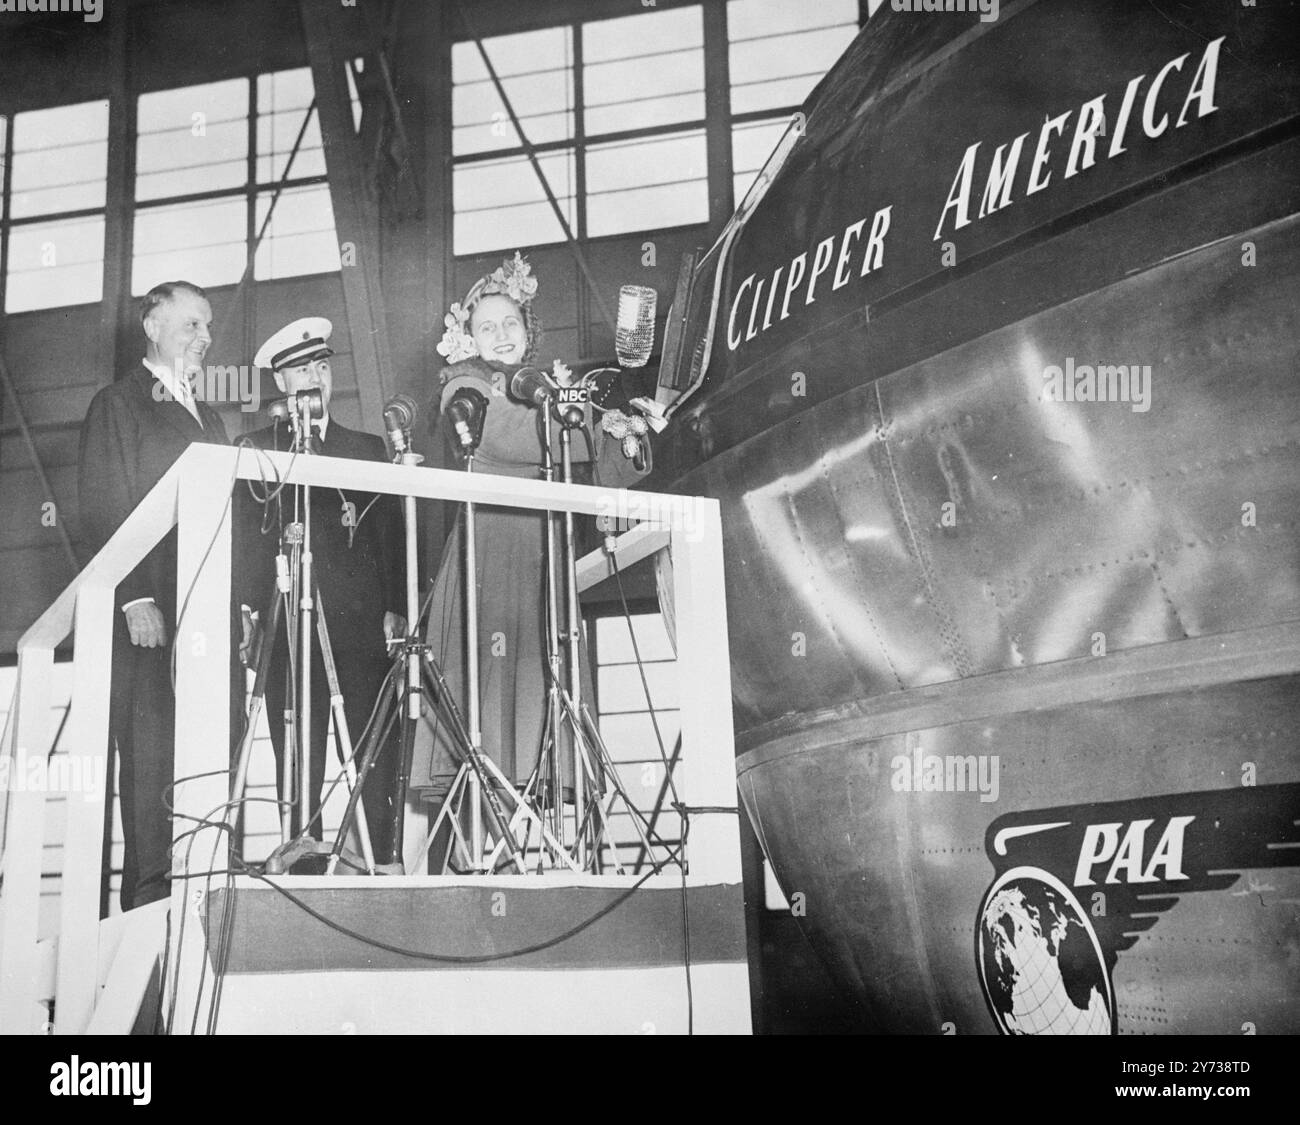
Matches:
[[656, 0, 1300, 1032]]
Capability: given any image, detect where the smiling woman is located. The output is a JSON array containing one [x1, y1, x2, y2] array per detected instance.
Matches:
[[410, 252, 650, 837], [471, 294, 528, 365]]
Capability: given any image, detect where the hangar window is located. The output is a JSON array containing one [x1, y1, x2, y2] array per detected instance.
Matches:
[[582, 6, 708, 238], [2, 100, 109, 314], [452, 26, 575, 158], [450, 1, 859, 256], [451, 7, 707, 254], [452, 26, 577, 254], [728, 0, 859, 200], [131, 67, 358, 295]]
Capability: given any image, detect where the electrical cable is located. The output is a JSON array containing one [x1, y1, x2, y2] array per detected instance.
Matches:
[[242, 842, 687, 965]]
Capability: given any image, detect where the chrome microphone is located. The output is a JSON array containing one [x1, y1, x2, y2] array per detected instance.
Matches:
[[383, 393, 418, 453], [509, 366, 555, 406], [615, 285, 657, 368], [444, 386, 487, 450]]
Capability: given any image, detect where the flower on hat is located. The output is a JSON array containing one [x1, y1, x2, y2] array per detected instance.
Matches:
[[482, 251, 538, 306], [436, 302, 478, 363]]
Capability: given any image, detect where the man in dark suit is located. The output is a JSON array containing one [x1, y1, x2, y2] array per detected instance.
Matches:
[[238, 318, 405, 866], [78, 280, 233, 910]]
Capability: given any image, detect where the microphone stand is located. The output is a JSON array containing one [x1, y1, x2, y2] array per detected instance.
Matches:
[[385, 430, 424, 867], [280, 401, 304, 842], [527, 387, 616, 872], [295, 395, 314, 840], [353, 405, 566, 876], [538, 399, 566, 851], [462, 452, 485, 868], [525, 380, 661, 875], [230, 391, 381, 876], [556, 413, 589, 869]]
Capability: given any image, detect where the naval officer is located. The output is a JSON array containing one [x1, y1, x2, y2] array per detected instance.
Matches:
[[237, 318, 406, 865]]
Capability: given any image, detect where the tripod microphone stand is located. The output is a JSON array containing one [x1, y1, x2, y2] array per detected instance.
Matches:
[[341, 401, 573, 875], [521, 384, 660, 874], [227, 390, 380, 875]]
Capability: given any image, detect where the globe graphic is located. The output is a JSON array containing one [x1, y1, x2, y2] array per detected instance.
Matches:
[[978, 870, 1112, 1035]]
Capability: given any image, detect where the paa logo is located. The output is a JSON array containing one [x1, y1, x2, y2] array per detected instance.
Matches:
[[975, 783, 1300, 1035]]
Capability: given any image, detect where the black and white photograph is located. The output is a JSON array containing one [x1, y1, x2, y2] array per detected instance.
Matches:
[[0, 0, 1295, 1081]]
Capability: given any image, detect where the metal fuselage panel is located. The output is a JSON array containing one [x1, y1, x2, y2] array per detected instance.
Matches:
[[684, 218, 1300, 728], [737, 677, 1299, 1035], [656, 0, 1300, 1031]]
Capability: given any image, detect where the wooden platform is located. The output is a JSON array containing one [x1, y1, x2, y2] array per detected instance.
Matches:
[[198, 876, 751, 1034]]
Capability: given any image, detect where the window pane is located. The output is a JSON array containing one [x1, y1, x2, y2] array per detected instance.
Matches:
[[254, 183, 341, 279], [452, 28, 573, 156], [728, 0, 857, 40], [10, 101, 109, 218], [132, 196, 246, 295], [136, 79, 249, 201], [597, 711, 681, 764], [583, 7, 704, 136], [598, 662, 679, 713], [586, 130, 707, 237], [5, 215, 104, 312], [596, 613, 676, 664], [0, 116, 7, 223], [728, 0, 858, 114], [257, 68, 327, 183], [731, 117, 790, 205], [453, 148, 575, 255]]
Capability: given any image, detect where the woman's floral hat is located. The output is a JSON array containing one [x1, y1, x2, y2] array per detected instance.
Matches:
[[437, 251, 539, 363]]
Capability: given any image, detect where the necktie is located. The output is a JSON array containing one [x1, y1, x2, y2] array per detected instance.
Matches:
[[179, 370, 203, 428]]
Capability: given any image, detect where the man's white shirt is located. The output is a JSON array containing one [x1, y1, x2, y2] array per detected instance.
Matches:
[[144, 356, 202, 425]]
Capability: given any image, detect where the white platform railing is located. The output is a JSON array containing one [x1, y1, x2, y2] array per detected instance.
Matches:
[[0, 443, 739, 1034]]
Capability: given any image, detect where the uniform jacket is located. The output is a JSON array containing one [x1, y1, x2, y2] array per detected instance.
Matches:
[[235, 416, 405, 655]]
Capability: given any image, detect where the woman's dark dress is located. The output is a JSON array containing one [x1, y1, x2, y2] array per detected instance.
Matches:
[[409, 357, 647, 795]]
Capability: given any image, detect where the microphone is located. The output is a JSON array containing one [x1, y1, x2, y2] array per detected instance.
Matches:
[[615, 285, 657, 368], [268, 397, 292, 423], [292, 387, 325, 422], [509, 366, 555, 406], [444, 385, 487, 450], [383, 393, 418, 453]]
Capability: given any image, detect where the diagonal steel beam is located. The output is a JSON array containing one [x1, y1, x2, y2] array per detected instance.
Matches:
[[455, 0, 616, 331], [300, 0, 396, 433]]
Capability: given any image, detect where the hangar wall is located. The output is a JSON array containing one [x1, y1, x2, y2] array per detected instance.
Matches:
[[0, 0, 782, 654]]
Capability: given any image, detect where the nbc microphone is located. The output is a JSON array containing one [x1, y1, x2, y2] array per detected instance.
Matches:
[[615, 285, 657, 368], [509, 366, 555, 406]]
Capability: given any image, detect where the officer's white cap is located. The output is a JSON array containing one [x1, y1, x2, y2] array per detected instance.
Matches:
[[254, 317, 333, 371]]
